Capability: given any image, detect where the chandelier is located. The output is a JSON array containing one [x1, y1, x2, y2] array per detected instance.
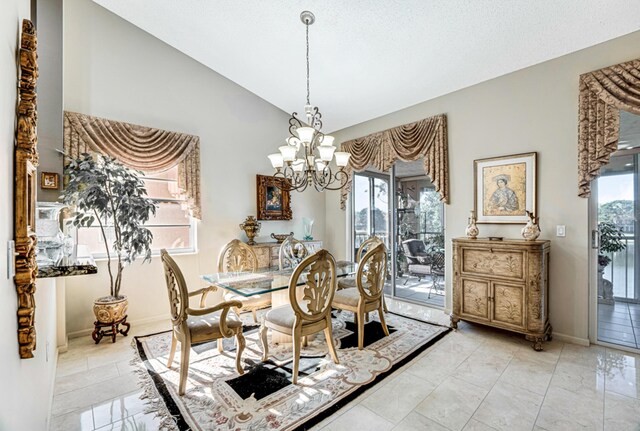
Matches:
[[267, 11, 351, 192]]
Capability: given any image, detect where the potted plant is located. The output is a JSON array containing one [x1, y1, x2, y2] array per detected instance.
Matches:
[[597, 221, 626, 304], [61, 153, 157, 332]]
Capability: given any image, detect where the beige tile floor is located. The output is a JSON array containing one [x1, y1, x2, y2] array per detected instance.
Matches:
[[50, 299, 640, 431]]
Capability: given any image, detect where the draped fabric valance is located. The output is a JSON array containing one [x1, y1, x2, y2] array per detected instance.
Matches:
[[63, 111, 202, 219], [339, 114, 449, 210], [578, 58, 640, 198]]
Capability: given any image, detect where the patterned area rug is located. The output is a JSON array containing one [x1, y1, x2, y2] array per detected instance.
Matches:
[[132, 311, 450, 430]]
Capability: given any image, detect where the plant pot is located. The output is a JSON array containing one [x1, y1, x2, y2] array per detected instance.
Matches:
[[93, 295, 128, 324]]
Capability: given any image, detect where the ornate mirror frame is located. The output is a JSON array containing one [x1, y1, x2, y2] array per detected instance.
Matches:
[[15, 19, 39, 359]]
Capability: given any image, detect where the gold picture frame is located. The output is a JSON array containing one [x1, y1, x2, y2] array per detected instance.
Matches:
[[256, 175, 292, 221], [41, 172, 59, 190], [474, 152, 537, 224]]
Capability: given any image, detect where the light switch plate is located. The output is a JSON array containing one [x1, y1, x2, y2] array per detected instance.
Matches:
[[7, 240, 15, 279], [556, 225, 566, 237]]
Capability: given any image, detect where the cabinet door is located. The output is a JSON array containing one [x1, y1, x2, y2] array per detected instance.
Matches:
[[460, 278, 490, 322], [491, 281, 525, 329]]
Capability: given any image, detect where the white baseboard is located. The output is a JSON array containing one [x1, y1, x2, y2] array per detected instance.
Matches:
[[553, 332, 590, 346], [67, 314, 169, 339]]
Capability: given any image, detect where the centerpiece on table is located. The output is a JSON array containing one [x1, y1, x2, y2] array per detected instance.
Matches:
[[61, 153, 157, 342]]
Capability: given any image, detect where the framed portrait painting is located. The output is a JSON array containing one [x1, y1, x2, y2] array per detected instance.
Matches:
[[256, 174, 292, 221], [474, 152, 537, 224]]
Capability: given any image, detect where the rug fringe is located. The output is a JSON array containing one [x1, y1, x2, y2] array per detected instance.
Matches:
[[129, 338, 181, 431]]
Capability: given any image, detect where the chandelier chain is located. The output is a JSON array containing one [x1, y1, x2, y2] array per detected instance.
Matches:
[[306, 22, 310, 106]]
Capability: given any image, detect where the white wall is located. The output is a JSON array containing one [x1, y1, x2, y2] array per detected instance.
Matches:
[[0, 1, 60, 430], [325, 31, 640, 343], [61, 0, 326, 334]]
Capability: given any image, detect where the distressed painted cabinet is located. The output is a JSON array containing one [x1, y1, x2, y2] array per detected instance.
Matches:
[[249, 240, 323, 269], [451, 238, 551, 350]]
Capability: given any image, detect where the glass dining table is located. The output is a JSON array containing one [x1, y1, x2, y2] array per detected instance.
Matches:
[[200, 261, 357, 299], [200, 262, 357, 342]]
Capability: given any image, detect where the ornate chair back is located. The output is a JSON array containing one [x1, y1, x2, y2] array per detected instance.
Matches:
[[356, 235, 385, 262], [356, 243, 387, 302], [289, 249, 337, 324], [218, 239, 258, 273], [279, 235, 309, 270], [161, 249, 189, 328]]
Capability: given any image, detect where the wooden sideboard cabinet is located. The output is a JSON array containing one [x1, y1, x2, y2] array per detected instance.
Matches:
[[451, 237, 551, 351], [249, 240, 323, 269]]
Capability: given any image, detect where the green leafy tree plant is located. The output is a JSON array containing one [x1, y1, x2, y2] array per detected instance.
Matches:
[[61, 153, 157, 300], [597, 221, 627, 268]]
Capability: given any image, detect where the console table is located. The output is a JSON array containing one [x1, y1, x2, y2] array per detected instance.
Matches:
[[249, 240, 323, 269], [451, 237, 551, 350]]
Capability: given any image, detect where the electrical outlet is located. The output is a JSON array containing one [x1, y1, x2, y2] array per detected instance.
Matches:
[[7, 240, 15, 279], [556, 225, 566, 237]]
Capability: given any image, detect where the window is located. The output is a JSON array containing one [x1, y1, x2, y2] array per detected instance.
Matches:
[[352, 172, 390, 258], [76, 165, 197, 257]]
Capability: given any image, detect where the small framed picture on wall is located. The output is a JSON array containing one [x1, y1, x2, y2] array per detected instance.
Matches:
[[41, 172, 59, 190]]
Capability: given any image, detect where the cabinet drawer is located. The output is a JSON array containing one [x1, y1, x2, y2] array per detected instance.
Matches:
[[491, 281, 525, 329], [461, 247, 525, 280], [460, 278, 490, 322]]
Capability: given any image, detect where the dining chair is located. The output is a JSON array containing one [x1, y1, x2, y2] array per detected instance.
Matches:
[[260, 249, 340, 384], [217, 239, 271, 323], [278, 235, 309, 270], [161, 249, 246, 395], [331, 243, 389, 350]]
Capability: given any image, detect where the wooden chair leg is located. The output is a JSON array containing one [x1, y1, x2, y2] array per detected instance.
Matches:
[[178, 341, 191, 396], [378, 304, 390, 336], [217, 338, 224, 353], [259, 322, 269, 361], [383, 295, 388, 313], [292, 327, 302, 384], [235, 331, 246, 375], [251, 309, 257, 324], [357, 310, 365, 350], [167, 333, 177, 368], [324, 318, 340, 364], [302, 336, 308, 347]]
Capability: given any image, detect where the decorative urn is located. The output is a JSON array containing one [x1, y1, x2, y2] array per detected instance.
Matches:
[[521, 211, 541, 241], [465, 210, 479, 239], [240, 216, 261, 245]]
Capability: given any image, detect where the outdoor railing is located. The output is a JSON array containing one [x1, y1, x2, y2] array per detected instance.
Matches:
[[603, 234, 635, 300]]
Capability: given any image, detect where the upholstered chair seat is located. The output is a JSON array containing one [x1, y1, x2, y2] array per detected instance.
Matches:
[[262, 303, 308, 331], [187, 311, 243, 342], [337, 277, 358, 290]]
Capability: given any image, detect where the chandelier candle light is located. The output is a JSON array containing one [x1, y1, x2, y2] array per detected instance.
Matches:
[[267, 11, 351, 192]]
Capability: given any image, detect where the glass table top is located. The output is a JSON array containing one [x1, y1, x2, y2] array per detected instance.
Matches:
[[200, 262, 357, 297]]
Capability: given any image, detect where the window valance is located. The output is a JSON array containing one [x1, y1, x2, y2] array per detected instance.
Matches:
[[578, 58, 640, 198], [339, 114, 449, 209], [63, 111, 201, 219]]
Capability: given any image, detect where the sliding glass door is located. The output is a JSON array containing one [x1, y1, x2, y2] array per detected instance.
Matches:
[[351, 161, 445, 309]]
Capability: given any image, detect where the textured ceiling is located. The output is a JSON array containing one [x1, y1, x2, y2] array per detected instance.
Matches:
[[92, 0, 640, 132]]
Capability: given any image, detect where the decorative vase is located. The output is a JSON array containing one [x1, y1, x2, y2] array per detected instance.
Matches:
[[303, 217, 314, 240], [93, 295, 128, 324], [240, 215, 261, 245], [521, 210, 541, 241], [465, 210, 479, 239]]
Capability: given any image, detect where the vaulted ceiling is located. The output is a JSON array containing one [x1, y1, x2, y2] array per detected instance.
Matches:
[[92, 0, 640, 132]]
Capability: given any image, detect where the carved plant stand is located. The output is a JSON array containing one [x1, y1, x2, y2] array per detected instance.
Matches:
[[92, 315, 130, 344]]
